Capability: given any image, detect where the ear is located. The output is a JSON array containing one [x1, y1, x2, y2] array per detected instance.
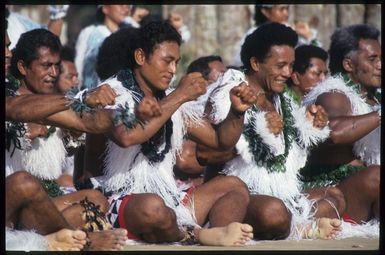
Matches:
[[342, 57, 354, 73], [134, 48, 146, 66], [17, 60, 27, 76], [101, 5, 108, 15], [250, 57, 260, 72], [291, 72, 300, 86]]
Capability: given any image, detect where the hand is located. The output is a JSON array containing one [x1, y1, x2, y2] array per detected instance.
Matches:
[[176, 72, 207, 102], [265, 111, 283, 136], [169, 12, 184, 30], [132, 7, 150, 23], [294, 21, 312, 40], [85, 84, 117, 108], [306, 104, 328, 129], [135, 96, 162, 122], [48, 5, 69, 20], [26, 123, 48, 140], [229, 82, 258, 115]]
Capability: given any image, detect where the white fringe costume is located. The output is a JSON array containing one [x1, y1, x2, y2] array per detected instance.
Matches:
[[208, 69, 332, 240], [303, 75, 381, 166], [302, 75, 380, 238], [100, 76, 203, 228], [5, 127, 66, 180], [6, 228, 49, 251]]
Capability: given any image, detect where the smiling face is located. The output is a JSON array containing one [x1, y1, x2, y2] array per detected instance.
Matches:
[[19, 46, 61, 94], [293, 57, 328, 95], [136, 41, 181, 93], [349, 39, 381, 89], [255, 45, 294, 94]]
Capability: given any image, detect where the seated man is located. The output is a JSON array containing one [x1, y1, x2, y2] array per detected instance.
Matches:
[[174, 55, 228, 186], [286, 44, 328, 104], [87, 21, 256, 246], [200, 23, 342, 240], [4, 23, 128, 251], [302, 24, 380, 227]]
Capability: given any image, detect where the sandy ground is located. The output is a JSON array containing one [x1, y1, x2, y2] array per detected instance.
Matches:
[[123, 237, 379, 251]]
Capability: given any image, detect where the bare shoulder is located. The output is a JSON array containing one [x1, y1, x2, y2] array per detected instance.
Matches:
[[315, 91, 352, 117]]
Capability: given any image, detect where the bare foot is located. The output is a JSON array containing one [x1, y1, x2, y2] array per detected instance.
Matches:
[[87, 228, 128, 250], [304, 218, 342, 240], [45, 229, 87, 251], [198, 222, 253, 246], [318, 218, 341, 239]]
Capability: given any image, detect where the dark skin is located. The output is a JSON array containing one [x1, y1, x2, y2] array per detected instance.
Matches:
[[305, 38, 381, 222], [88, 40, 257, 245], [200, 44, 342, 239]]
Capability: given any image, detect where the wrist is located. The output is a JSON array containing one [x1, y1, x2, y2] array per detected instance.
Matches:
[[230, 106, 245, 118]]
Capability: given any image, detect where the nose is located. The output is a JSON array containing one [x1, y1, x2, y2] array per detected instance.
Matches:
[[376, 58, 381, 70], [282, 65, 292, 78], [169, 61, 177, 74], [5, 47, 12, 58], [73, 76, 80, 87], [50, 66, 59, 77], [319, 72, 326, 82]]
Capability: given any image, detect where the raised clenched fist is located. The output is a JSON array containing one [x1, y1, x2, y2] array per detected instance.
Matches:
[[306, 104, 328, 129], [176, 72, 207, 102], [86, 84, 118, 108], [265, 111, 283, 136], [136, 96, 162, 122], [229, 82, 258, 116]]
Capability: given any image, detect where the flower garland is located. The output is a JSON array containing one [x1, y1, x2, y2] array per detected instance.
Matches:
[[116, 68, 173, 163], [243, 92, 299, 173]]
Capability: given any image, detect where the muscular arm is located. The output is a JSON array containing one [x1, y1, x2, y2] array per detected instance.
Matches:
[[188, 109, 245, 150], [316, 92, 380, 144], [43, 108, 115, 134], [188, 83, 256, 150], [196, 142, 236, 166], [108, 72, 206, 148], [108, 88, 187, 147], [6, 94, 70, 122]]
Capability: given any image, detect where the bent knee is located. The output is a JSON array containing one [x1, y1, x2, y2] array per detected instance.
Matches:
[[130, 194, 175, 227], [7, 171, 42, 197]]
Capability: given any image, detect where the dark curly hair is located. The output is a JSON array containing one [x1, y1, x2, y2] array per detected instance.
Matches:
[[96, 27, 139, 80], [293, 45, 328, 75], [10, 29, 62, 79], [186, 55, 223, 80], [60, 46, 76, 63], [328, 24, 379, 75], [136, 21, 182, 61], [240, 22, 298, 74]]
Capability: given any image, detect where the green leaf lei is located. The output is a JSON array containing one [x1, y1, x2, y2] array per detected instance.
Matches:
[[342, 73, 381, 104], [243, 92, 300, 173], [116, 68, 173, 163], [6, 77, 28, 156], [6, 76, 57, 156], [65, 87, 93, 117]]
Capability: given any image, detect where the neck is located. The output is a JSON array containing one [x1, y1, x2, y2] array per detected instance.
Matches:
[[347, 73, 373, 100], [246, 73, 275, 111], [133, 68, 157, 98], [18, 80, 34, 95], [104, 18, 119, 33], [291, 85, 304, 99]]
